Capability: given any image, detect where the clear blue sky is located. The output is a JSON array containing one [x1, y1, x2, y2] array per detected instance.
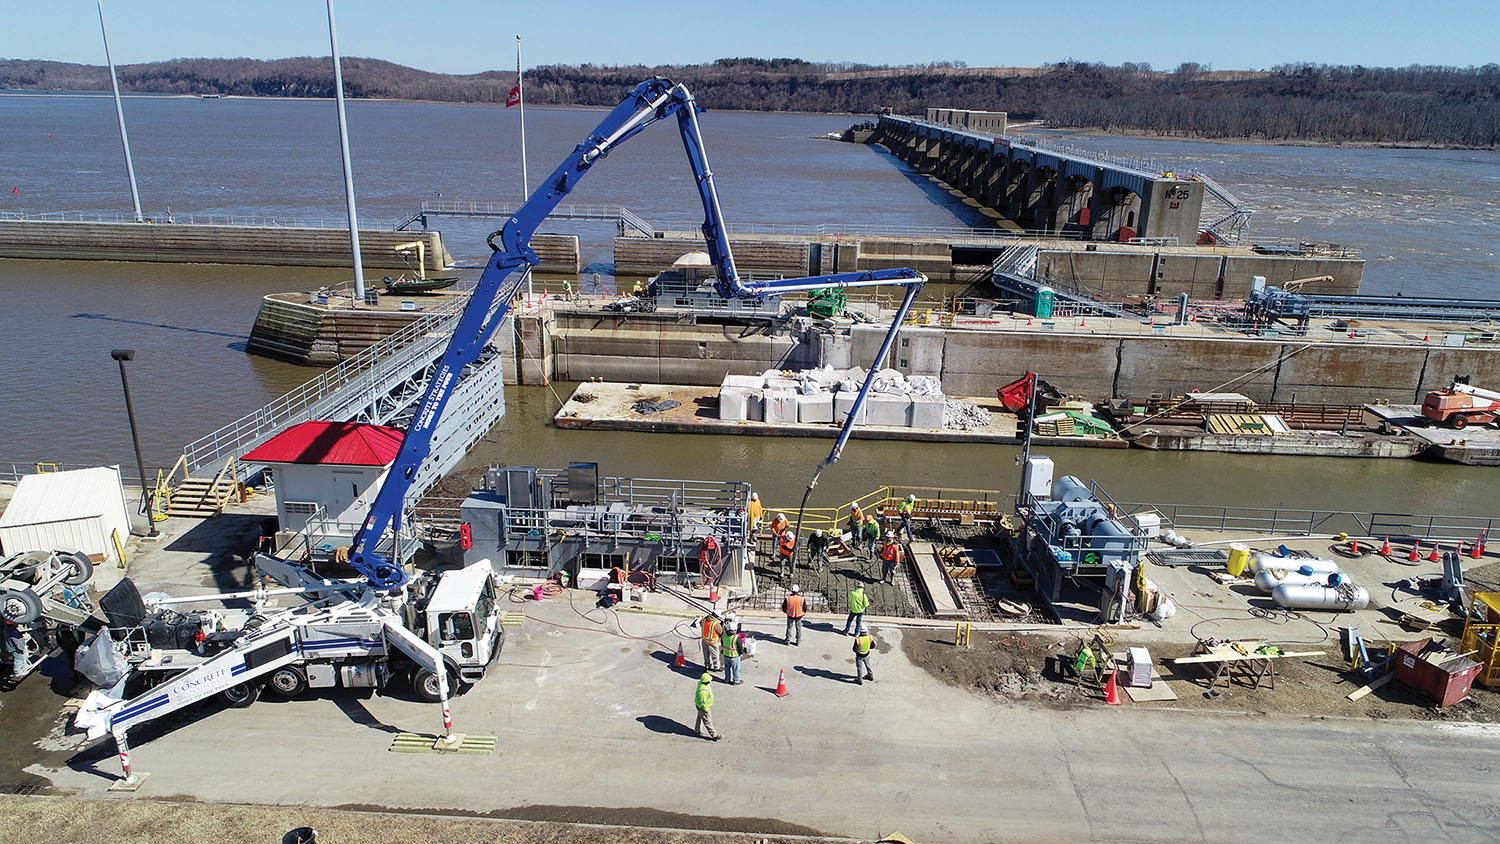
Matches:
[[6, 0, 1496, 74]]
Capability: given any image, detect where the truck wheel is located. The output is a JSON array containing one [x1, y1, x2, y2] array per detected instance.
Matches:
[[60, 551, 94, 586], [1451, 415, 1469, 429], [0, 588, 43, 625], [411, 667, 452, 703], [266, 666, 308, 697], [221, 682, 261, 708]]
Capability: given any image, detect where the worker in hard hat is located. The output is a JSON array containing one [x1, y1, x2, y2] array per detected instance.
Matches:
[[896, 494, 917, 541], [843, 583, 869, 635], [769, 512, 789, 538], [700, 613, 723, 672], [807, 529, 829, 571], [846, 502, 865, 538], [782, 584, 805, 646], [861, 512, 881, 557], [720, 620, 745, 685], [880, 532, 903, 585], [852, 624, 875, 684], [776, 527, 797, 576], [747, 492, 764, 529], [694, 672, 721, 740]]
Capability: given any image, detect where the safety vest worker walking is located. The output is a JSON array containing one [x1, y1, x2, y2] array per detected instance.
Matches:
[[694, 673, 721, 740], [897, 494, 916, 541], [783, 584, 805, 646], [853, 625, 875, 684]]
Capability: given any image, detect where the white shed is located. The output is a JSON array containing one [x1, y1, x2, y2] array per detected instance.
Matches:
[[0, 466, 132, 563], [241, 421, 403, 535]]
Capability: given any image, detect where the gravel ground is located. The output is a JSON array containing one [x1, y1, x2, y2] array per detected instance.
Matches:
[[900, 627, 1500, 721]]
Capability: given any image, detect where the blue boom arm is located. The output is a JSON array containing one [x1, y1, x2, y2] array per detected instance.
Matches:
[[347, 78, 925, 590]]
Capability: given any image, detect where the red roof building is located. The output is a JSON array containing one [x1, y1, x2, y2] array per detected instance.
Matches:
[[241, 421, 404, 467]]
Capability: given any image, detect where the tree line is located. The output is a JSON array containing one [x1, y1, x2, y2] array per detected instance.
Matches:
[[3, 57, 1496, 147]]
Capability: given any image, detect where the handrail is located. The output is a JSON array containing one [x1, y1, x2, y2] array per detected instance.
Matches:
[[0, 209, 403, 231]]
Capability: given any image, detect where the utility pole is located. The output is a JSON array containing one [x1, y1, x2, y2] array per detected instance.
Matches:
[[111, 349, 158, 537], [97, 0, 143, 222], [327, 0, 366, 302], [517, 34, 532, 303]]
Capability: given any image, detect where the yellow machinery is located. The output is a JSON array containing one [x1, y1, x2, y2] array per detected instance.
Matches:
[[1460, 592, 1500, 688]]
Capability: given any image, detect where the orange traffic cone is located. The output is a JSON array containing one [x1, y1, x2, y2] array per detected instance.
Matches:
[[1103, 668, 1121, 705], [1408, 543, 1421, 562], [1423, 332, 1430, 342], [1350, 538, 1361, 554], [1026, 317, 1033, 326], [674, 642, 686, 667], [1379, 536, 1392, 556], [1428, 543, 1441, 563], [709, 585, 719, 603], [1080, 316, 1087, 328], [1473, 537, 1485, 559], [775, 669, 789, 697], [1457, 542, 1468, 559]]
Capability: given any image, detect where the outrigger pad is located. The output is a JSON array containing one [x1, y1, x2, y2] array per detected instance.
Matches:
[[99, 577, 147, 631]]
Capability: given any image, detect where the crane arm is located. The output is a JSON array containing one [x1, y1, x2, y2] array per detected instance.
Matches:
[[347, 77, 925, 590]]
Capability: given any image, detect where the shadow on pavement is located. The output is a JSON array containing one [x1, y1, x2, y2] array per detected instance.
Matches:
[[636, 715, 697, 737], [793, 665, 857, 684]]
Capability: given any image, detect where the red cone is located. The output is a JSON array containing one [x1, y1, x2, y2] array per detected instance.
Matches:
[[775, 669, 788, 697], [1473, 539, 1484, 559], [1428, 543, 1442, 563], [1350, 538, 1361, 554], [674, 642, 686, 667], [1408, 543, 1421, 562], [1103, 668, 1121, 705], [1379, 536, 1392, 556]]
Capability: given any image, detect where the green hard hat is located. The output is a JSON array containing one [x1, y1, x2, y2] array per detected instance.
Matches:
[[701, 672, 713, 683]]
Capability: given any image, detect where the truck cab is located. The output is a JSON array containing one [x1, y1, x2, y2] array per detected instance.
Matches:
[[422, 559, 504, 684]]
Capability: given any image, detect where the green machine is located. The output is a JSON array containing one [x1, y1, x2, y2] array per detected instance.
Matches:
[[807, 288, 847, 318]]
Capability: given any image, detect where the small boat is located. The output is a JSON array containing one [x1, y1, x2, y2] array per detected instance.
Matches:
[[382, 275, 459, 294]]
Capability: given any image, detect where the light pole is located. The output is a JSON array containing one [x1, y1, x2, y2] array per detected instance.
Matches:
[[111, 349, 158, 537]]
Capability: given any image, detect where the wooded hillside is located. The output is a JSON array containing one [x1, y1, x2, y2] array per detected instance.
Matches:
[[4, 57, 1496, 147]]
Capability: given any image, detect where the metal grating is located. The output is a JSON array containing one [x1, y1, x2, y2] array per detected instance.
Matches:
[[1147, 549, 1230, 567]]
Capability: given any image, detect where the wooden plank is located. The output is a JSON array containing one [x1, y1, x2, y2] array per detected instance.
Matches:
[[1346, 672, 1394, 701], [1171, 649, 1323, 665], [908, 541, 965, 617]]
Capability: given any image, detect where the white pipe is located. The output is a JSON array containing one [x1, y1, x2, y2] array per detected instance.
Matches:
[[96, 0, 143, 222]]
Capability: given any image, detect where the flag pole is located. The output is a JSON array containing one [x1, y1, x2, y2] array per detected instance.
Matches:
[[327, 0, 366, 302], [517, 34, 532, 303], [97, 0, 143, 223]]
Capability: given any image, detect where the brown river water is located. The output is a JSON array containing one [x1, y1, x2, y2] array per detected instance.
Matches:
[[2, 93, 1498, 516]]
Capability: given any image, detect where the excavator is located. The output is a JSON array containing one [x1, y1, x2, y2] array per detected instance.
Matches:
[[85, 77, 927, 786]]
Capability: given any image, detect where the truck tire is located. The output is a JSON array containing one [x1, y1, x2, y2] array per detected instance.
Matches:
[[266, 665, 308, 697], [221, 681, 261, 708], [60, 551, 94, 586], [411, 666, 455, 703], [0, 588, 43, 625], [1451, 414, 1470, 429]]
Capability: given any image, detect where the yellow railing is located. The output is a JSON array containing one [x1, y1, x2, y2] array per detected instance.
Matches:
[[770, 484, 1008, 537], [35, 462, 58, 473], [151, 468, 172, 522]]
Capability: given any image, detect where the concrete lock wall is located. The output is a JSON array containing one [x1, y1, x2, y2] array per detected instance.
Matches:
[[549, 314, 810, 385], [1035, 248, 1362, 298]]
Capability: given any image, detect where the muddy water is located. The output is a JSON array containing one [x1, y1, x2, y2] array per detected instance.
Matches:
[[2, 94, 1498, 515]]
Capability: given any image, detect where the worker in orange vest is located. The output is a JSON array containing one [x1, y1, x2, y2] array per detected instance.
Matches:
[[700, 613, 723, 672], [747, 492, 764, 530], [770, 512, 789, 538], [846, 502, 864, 538], [880, 533, 904, 584], [777, 528, 797, 575], [782, 584, 805, 646]]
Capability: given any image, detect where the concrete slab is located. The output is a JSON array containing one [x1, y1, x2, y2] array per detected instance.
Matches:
[[763, 390, 799, 424], [795, 393, 834, 424], [717, 387, 749, 421]]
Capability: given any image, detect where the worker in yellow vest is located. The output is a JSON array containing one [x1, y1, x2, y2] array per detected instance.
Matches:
[[843, 583, 869, 635], [694, 672, 721, 741], [896, 494, 916, 540], [852, 624, 875, 684]]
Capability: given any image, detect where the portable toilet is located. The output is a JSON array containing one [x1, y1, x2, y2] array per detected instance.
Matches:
[[1034, 287, 1055, 319]]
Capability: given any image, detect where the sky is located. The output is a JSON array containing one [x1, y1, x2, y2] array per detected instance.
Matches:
[[3, 0, 1496, 74]]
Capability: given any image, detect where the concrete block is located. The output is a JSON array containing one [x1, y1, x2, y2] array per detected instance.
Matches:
[[911, 397, 944, 429], [764, 390, 799, 424], [866, 394, 912, 427], [719, 388, 749, 421], [796, 393, 834, 424], [722, 373, 763, 390], [834, 392, 867, 425]]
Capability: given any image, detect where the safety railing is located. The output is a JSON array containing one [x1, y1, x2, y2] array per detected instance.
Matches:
[[181, 289, 473, 479], [0, 209, 402, 231], [0, 461, 109, 483]]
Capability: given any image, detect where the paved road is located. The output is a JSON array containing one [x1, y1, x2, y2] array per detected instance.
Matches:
[[23, 594, 1500, 843]]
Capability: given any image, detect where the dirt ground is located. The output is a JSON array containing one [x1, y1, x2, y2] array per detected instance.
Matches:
[[0, 795, 863, 844], [900, 626, 1500, 723]]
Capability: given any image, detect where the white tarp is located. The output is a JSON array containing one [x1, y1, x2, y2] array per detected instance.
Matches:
[[0, 466, 130, 562]]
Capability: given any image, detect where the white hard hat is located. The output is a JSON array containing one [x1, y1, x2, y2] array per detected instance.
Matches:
[[777, 513, 787, 521], [791, 584, 800, 593], [814, 529, 823, 537], [858, 623, 868, 634], [885, 531, 895, 538], [907, 493, 916, 501], [751, 492, 759, 500]]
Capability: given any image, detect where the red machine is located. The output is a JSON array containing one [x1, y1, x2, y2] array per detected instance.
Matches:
[[997, 373, 1063, 419], [1422, 380, 1500, 429]]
